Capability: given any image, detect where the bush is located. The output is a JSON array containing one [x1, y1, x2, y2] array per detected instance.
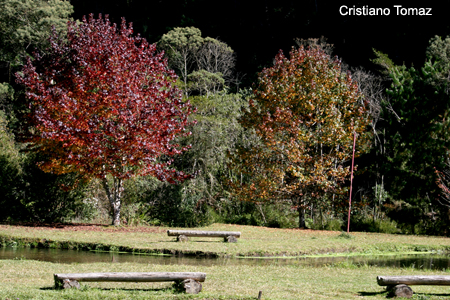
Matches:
[[216, 200, 299, 228], [349, 214, 400, 234], [307, 214, 344, 231], [213, 198, 261, 226], [377, 219, 401, 234], [263, 204, 298, 228], [0, 152, 89, 223], [227, 212, 260, 226], [0, 110, 96, 224], [146, 181, 214, 227], [325, 218, 344, 231]]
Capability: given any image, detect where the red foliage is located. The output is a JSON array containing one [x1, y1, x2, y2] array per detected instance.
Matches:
[[17, 14, 194, 183]]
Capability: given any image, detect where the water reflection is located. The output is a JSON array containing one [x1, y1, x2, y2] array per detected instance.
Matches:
[[1, 247, 449, 270]]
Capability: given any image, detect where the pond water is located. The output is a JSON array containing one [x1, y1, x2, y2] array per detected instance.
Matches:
[[1, 247, 450, 270]]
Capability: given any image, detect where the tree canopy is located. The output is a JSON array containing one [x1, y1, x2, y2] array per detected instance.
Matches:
[[158, 26, 235, 95], [17, 14, 194, 225], [230, 46, 371, 227], [0, 0, 73, 66]]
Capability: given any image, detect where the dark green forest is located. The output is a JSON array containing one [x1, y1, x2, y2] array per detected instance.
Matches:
[[2, 0, 450, 235]]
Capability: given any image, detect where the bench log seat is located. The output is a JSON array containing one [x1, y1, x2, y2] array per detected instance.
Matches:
[[377, 275, 450, 298], [167, 230, 241, 243], [54, 272, 206, 294]]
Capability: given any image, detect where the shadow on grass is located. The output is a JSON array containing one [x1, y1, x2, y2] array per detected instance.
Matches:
[[358, 290, 388, 297], [191, 241, 223, 243], [359, 290, 450, 298], [91, 287, 175, 292], [414, 293, 450, 298], [40, 286, 179, 293], [168, 239, 223, 243]]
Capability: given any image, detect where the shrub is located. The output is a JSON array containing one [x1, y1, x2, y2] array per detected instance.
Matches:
[[325, 219, 344, 231], [146, 181, 214, 227], [307, 214, 344, 231], [350, 214, 400, 234]]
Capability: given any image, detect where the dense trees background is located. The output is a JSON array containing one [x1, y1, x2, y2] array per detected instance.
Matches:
[[2, 0, 450, 234], [69, 0, 450, 84]]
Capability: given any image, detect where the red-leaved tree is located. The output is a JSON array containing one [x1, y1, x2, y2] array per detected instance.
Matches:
[[16, 14, 194, 225]]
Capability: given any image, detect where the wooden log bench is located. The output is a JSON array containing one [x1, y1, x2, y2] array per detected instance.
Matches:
[[54, 272, 206, 294], [167, 230, 241, 243], [377, 275, 450, 298]]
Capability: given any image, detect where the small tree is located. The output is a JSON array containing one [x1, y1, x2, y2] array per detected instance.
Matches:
[[17, 14, 194, 225], [158, 27, 204, 96], [158, 27, 236, 96], [230, 46, 371, 227], [436, 167, 450, 208], [196, 37, 235, 84], [426, 35, 450, 86]]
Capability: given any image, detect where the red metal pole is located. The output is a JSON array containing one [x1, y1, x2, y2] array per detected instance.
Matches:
[[347, 131, 356, 234]]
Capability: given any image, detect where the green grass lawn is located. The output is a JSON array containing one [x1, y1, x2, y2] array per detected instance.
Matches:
[[1, 223, 450, 257], [1, 223, 450, 299], [1, 258, 450, 299]]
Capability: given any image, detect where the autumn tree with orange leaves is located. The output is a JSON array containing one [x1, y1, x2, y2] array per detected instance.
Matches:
[[230, 46, 371, 228], [16, 14, 194, 226]]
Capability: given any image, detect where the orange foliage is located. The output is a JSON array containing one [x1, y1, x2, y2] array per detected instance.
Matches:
[[230, 46, 371, 208]]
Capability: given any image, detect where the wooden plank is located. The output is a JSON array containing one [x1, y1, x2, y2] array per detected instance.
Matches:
[[377, 275, 450, 286], [167, 230, 241, 238], [54, 272, 207, 283]]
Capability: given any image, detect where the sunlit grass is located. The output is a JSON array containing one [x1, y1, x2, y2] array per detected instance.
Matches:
[[1, 259, 450, 299], [1, 223, 450, 257], [1, 224, 450, 299]]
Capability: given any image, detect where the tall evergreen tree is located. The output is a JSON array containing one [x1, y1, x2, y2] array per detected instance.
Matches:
[[377, 59, 450, 232]]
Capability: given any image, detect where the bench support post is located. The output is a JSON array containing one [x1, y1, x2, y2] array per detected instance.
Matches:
[[174, 279, 202, 294], [54, 275, 80, 289], [225, 235, 238, 243], [387, 284, 413, 298], [177, 234, 189, 242]]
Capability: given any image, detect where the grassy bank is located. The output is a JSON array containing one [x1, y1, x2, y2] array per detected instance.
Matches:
[[1, 258, 450, 299], [1, 223, 450, 257], [2, 224, 450, 299]]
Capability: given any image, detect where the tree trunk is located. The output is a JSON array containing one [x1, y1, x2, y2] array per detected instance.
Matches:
[[112, 202, 121, 226], [298, 205, 306, 229], [102, 177, 123, 226]]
